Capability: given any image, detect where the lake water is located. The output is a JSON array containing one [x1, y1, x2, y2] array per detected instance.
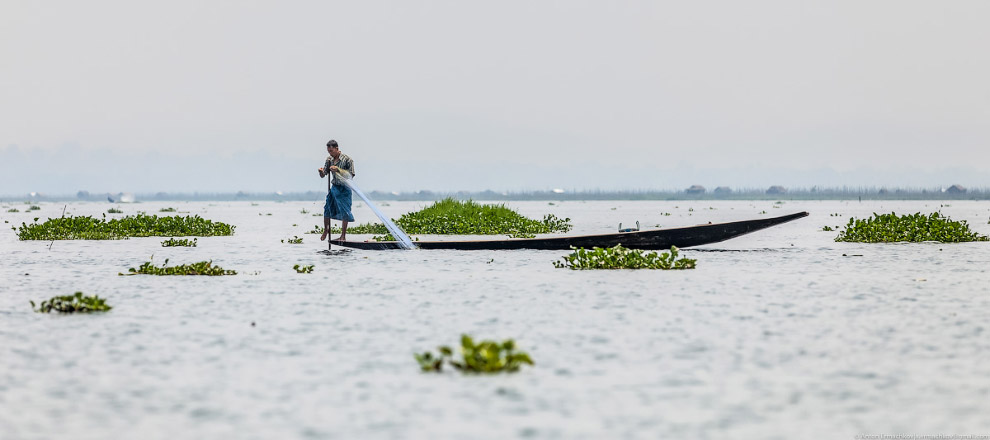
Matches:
[[2, 200, 990, 439]]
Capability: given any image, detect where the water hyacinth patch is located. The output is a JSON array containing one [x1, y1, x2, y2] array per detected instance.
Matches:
[[293, 264, 314, 273], [122, 259, 236, 276], [835, 212, 989, 243], [28, 205, 41, 211], [283, 236, 303, 244], [107, 208, 123, 214], [334, 198, 572, 236], [7, 208, 19, 213], [162, 237, 197, 247], [553, 245, 697, 270], [16, 214, 235, 240], [159, 207, 177, 212], [31, 292, 112, 313], [415, 335, 534, 374]]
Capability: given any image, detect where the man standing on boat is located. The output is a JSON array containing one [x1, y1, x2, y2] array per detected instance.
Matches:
[[318, 139, 356, 241]]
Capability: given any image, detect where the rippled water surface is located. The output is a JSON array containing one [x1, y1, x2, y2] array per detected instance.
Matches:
[[3, 200, 990, 439]]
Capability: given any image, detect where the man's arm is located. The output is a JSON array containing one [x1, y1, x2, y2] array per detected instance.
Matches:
[[318, 159, 330, 178]]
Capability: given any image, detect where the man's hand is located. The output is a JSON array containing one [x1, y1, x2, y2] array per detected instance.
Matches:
[[318, 167, 325, 177], [329, 166, 339, 173]]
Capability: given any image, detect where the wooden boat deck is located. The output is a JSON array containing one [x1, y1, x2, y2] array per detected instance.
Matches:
[[328, 211, 809, 250]]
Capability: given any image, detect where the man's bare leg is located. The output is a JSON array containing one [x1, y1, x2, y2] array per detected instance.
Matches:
[[335, 221, 348, 241], [321, 216, 330, 241]]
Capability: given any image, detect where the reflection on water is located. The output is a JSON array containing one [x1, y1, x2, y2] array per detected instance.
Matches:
[[2, 200, 990, 439]]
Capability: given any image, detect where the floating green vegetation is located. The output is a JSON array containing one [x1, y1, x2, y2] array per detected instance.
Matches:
[[300, 208, 310, 214], [340, 198, 571, 236], [293, 264, 314, 273], [159, 207, 177, 212], [28, 205, 41, 211], [508, 232, 536, 239], [822, 225, 835, 231], [835, 212, 989, 243], [107, 207, 123, 214], [16, 214, 235, 240], [415, 335, 534, 374], [31, 292, 112, 313], [553, 245, 697, 270], [305, 224, 323, 234], [7, 208, 19, 213], [283, 236, 303, 244], [162, 237, 197, 247], [122, 259, 236, 276]]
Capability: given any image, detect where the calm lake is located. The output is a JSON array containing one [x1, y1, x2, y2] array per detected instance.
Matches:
[[2, 200, 990, 439]]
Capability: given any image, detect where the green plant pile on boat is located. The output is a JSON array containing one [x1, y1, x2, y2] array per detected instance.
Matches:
[[161, 237, 197, 247], [835, 212, 989, 243], [31, 292, 112, 313], [415, 334, 534, 373], [293, 264, 314, 273], [15, 213, 235, 240], [554, 245, 697, 270], [333, 198, 572, 237], [122, 259, 236, 276]]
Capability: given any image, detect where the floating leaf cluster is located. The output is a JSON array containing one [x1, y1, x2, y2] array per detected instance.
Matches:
[[15, 214, 235, 240], [7, 208, 19, 213], [107, 208, 123, 214], [293, 264, 314, 273], [28, 205, 41, 211], [159, 207, 177, 212], [835, 212, 989, 243], [31, 292, 112, 313], [123, 259, 236, 276], [332, 198, 572, 237], [554, 245, 697, 270], [415, 335, 534, 373], [283, 236, 303, 244], [161, 237, 197, 247]]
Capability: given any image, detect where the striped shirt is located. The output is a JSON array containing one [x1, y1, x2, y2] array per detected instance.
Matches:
[[324, 153, 355, 188]]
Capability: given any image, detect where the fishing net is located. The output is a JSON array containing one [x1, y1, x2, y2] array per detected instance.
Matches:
[[335, 170, 416, 249]]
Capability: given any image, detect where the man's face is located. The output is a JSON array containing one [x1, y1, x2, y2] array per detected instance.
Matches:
[[327, 146, 339, 157]]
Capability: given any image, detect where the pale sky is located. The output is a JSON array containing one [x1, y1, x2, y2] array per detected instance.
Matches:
[[2, 1, 989, 195]]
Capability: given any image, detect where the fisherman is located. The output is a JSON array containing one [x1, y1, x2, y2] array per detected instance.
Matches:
[[318, 139, 356, 241]]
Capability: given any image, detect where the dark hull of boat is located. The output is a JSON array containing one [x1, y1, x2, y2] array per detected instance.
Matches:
[[329, 211, 809, 251]]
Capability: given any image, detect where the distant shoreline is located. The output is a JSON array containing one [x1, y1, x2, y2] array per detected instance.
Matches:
[[4, 186, 988, 202]]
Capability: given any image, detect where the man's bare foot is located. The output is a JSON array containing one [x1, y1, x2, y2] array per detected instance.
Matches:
[[334, 236, 346, 241], [320, 230, 328, 241]]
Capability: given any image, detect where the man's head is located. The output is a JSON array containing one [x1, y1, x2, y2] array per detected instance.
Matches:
[[326, 139, 340, 157]]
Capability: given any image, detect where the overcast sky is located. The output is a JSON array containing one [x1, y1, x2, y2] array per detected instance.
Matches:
[[2, 1, 989, 195]]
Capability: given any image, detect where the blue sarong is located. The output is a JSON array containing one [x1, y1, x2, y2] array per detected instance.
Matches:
[[324, 184, 354, 221]]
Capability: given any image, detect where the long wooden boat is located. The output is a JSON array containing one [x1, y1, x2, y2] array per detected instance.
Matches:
[[328, 211, 808, 250]]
